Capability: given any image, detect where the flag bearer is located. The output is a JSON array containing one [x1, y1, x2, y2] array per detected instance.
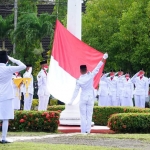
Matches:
[[68, 53, 108, 134]]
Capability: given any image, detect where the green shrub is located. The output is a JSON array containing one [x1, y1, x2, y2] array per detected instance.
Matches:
[[8, 111, 60, 132], [93, 106, 150, 125], [50, 99, 58, 106], [94, 101, 98, 106], [47, 105, 150, 125], [47, 105, 65, 112], [31, 99, 39, 110], [108, 113, 150, 133]]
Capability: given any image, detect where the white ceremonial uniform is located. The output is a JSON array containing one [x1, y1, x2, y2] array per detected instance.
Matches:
[[70, 60, 104, 133], [121, 78, 134, 106], [0, 56, 26, 142], [0, 57, 26, 120], [131, 74, 149, 108], [106, 77, 118, 106], [12, 75, 22, 110], [23, 68, 34, 110], [117, 75, 124, 106], [37, 69, 50, 111], [98, 73, 109, 106]]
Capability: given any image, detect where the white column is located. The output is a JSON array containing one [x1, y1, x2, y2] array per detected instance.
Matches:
[[67, 0, 82, 40], [59, 0, 82, 125]]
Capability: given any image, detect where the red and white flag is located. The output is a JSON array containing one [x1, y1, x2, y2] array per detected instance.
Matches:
[[47, 20, 104, 104]]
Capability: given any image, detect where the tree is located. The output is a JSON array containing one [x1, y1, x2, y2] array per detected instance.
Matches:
[[0, 15, 13, 51], [52, 0, 67, 23], [82, 0, 150, 73], [112, 1, 150, 74], [12, 13, 53, 76]]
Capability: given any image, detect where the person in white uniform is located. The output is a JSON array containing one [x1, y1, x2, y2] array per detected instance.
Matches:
[[121, 73, 134, 106], [98, 71, 110, 106], [106, 71, 119, 106], [0, 51, 26, 144], [131, 70, 149, 108], [37, 60, 50, 111], [12, 72, 22, 110], [23, 64, 34, 110], [116, 70, 124, 106], [68, 53, 108, 134]]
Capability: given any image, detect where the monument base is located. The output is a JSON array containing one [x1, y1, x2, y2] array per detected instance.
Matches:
[[59, 104, 94, 126]]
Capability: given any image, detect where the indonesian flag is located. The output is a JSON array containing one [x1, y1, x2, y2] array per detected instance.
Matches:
[[47, 20, 105, 104]]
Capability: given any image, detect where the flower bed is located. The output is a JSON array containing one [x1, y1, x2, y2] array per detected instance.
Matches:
[[8, 111, 60, 132]]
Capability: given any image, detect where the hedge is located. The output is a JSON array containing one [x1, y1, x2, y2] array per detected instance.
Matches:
[[47, 105, 150, 125], [7, 111, 60, 132], [108, 113, 150, 133], [93, 106, 150, 125]]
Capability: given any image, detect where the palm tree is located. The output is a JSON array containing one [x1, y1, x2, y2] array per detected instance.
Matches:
[[13, 13, 53, 54]]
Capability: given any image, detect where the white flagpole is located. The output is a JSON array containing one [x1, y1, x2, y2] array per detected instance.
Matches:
[[59, 0, 87, 125]]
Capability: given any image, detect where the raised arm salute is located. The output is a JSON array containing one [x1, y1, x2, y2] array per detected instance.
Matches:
[[68, 53, 108, 134], [0, 51, 26, 144]]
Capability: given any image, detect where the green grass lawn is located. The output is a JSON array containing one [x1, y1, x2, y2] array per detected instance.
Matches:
[[0, 142, 133, 150], [0, 132, 149, 150]]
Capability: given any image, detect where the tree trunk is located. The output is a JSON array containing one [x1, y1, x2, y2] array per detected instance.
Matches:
[[2, 40, 5, 50]]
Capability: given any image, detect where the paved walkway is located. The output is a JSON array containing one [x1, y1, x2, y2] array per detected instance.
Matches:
[[7, 133, 83, 142]]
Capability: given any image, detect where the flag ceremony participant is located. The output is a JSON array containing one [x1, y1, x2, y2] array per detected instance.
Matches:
[[121, 73, 134, 106], [37, 60, 50, 111], [12, 72, 22, 110], [106, 71, 119, 106], [0, 51, 26, 144], [131, 69, 149, 108], [116, 70, 124, 106], [98, 71, 110, 106], [68, 53, 108, 134], [23, 64, 34, 110]]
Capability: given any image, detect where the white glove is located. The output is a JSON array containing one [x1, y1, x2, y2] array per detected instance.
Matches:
[[103, 53, 108, 59]]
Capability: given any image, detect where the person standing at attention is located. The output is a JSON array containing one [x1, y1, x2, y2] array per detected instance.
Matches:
[[0, 51, 26, 144], [23, 64, 34, 110], [37, 60, 50, 111], [68, 53, 108, 134]]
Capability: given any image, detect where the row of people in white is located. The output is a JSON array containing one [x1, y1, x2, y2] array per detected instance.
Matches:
[[98, 70, 149, 108]]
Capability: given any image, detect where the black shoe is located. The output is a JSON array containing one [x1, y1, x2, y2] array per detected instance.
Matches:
[[0, 140, 12, 144]]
